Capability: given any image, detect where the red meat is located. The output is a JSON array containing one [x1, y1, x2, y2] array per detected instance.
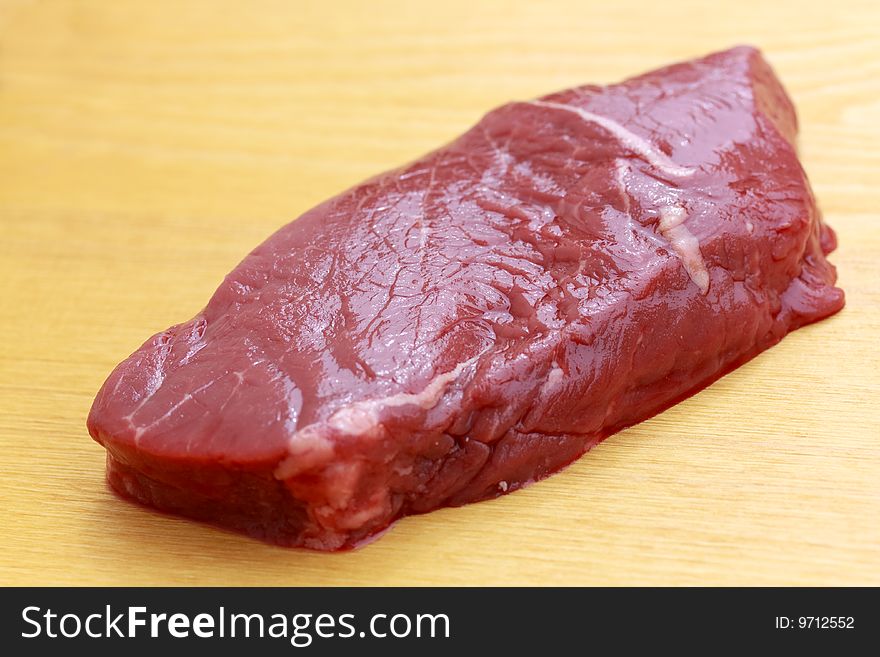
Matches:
[[88, 46, 844, 550]]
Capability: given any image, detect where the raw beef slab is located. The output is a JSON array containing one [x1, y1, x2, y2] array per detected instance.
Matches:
[[88, 46, 844, 550]]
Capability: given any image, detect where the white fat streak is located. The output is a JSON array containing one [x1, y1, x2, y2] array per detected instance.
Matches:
[[539, 360, 564, 398], [658, 206, 710, 295], [526, 100, 695, 178], [614, 158, 631, 215], [131, 377, 218, 443], [328, 357, 478, 436], [275, 357, 479, 480]]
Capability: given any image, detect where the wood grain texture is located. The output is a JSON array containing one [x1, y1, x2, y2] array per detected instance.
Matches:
[[1, 0, 878, 586]]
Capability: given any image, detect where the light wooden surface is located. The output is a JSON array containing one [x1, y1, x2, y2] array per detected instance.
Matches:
[[1, 0, 878, 586]]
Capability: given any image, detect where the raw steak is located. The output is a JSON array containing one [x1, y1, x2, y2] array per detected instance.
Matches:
[[88, 46, 844, 550]]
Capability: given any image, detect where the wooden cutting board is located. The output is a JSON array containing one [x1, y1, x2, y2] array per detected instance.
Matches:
[[1, 0, 878, 586]]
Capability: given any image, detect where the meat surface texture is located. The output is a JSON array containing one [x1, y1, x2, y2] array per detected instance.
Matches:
[[88, 46, 844, 550]]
